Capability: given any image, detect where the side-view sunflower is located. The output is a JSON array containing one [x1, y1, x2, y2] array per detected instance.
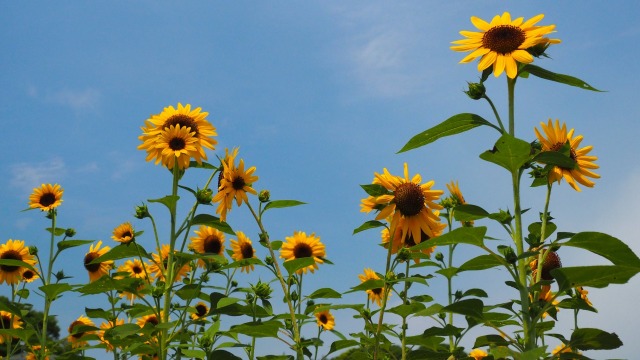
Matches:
[[190, 225, 225, 268], [112, 222, 135, 244], [147, 244, 191, 282], [280, 231, 326, 274], [67, 315, 96, 349], [357, 268, 389, 307], [230, 232, 256, 273], [575, 286, 593, 307], [0, 311, 22, 344], [137, 312, 161, 329], [361, 163, 444, 244], [212, 152, 259, 222], [451, 12, 559, 78], [446, 181, 473, 226], [469, 349, 488, 360], [29, 183, 63, 211], [0, 239, 37, 285], [84, 241, 113, 282], [191, 302, 209, 321], [534, 119, 600, 191], [315, 310, 335, 331]]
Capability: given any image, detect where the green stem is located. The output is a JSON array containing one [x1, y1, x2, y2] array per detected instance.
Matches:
[[507, 77, 517, 136], [41, 210, 56, 356], [401, 260, 410, 360], [534, 184, 553, 299], [483, 94, 506, 134], [314, 326, 322, 360], [373, 223, 395, 360]]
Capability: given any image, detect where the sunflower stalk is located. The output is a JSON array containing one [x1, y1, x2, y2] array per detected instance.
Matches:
[[373, 222, 395, 360], [40, 209, 56, 360], [533, 183, 554, 301], [400, 260, 410, 360]]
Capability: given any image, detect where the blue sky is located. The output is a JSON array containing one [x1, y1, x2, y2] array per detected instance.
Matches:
[[2, 1, 639, 359]]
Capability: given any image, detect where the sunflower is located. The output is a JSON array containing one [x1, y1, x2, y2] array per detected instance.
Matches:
[[147, 244, 191, 282], [189, 225, 225, 268], [358, 268, 389, 307], [153, 124, 200, 170], [451, 12, 559, 78], [137, 313, 161, 329], [112, 222, 135, 244], [469, 349, 488, 360], [575, 286, 593, 307], [138, 103, 217, 167], [552, 344, 580, 355], [230, 232, 256, 273], [26, 345, 49, 360], [381, 215, 445, 263], [21, 268, 39, 283], [446, 181, 473, 226], [28, 183, 63, 211], [361, 163, 444, 244], [191, 302, 209, 321], [534, 119, 600, 192], [538, 286, 559, 319], [84, 241, 113, 282], [280, 231, 326, 274], [212, 151, 259, 222], [0, 310, 22, 344], [117, 259, 149, 300], [315, 310, 335, 331], [67, 315, 95, 349], [99, 318, 125, 352], [0, 239, 37, 285]]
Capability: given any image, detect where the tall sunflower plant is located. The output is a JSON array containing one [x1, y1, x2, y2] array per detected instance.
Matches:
[[353, 11, 640, 360]]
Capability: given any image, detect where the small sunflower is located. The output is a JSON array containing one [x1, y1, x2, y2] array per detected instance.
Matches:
[[446, 181, 473, 227], [112, 222, 135, 244], [381, 215, 445, 263], [26, 345, 49, 360], [212, 152, 259, 222], [230, 232, 256, 273], [67, 315, 95, 349], [280, 231, 326, 274], [0, 239, 37, 285], [0, 310, 22, 344], [28, 183, 63, 211], [191, 302, 209, 321], [361, 163, 444, 244], [99, 318, 125, 352], [21, 268, 39, 283], [84, 241, 113, 282], [575, 286, 593, 307], [137, 313, 161, 329], [535, 119, 600, 192], [358, 268, 389, 307], [189, 225, 225, 268], [315, 310, 335, 331], [117, 259, 149, 300], [538, 286, 559, 319], [469, 348, 488, 360], [451, 12, 559, 78], [147, 244, 191, 283]]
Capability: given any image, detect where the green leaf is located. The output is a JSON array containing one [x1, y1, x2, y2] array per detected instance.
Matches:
[[148, 195, 179, 214], [57, 240, 94, 252], [308, 288, 342, 299], [181, 349, 207, 359], [559, 232, 640, 267], [230, 321, 281, 338], [46, 227, 67, 236], [387, 302, 426, 318], [553, 265, 640, 290], [327, 339, 359, 355], [176, 284, 202, 301], [189, 214, 235, 235], [283, 257, 316, 276], [256, 356, 294, 360], [441, 298, 483, 319], [528, 222, 557, 242], [270, 241, 283, 251], [360, 184, 390, 197], [520, 347, 548, 360], [85, 307, 112, 320], [413, 303, 444, 317], [353, 220, 386, 235], [404, 334, 445, 350], [39, 283, 73, 299], [92, 243, 151, 264], [435, 267, 458, 280], [220, 258, 263, 271], [453, 204, 490, 222], [412, 226, 487, 250], [458, 254, 504, 272], [533, 150, 577, 170], [557, 298, 597, 313], [398, 113, 497, 153], [347, 279, 385, 293], [263, 200, 306, 212], [189, 161, 217, 170], [108, 323, 142, 337], [569, 328, 622, 350], [473, 334, 510, 348], [209, 350, 242, 360], [479, 134, 532, 172], [461, 288, 488, 298], [521, 64, 603, 92], [0, 259, 37, 273]]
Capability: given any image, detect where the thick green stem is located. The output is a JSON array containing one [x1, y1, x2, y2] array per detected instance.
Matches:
[[401, 260, 410, 360], [373, 224, 395, 360], [483, 95, 506, 134], [40, 210, 56, 357]]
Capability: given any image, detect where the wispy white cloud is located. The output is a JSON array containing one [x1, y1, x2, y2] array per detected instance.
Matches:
[[10, 157, 67, 192], [27, 85, 101, 112]]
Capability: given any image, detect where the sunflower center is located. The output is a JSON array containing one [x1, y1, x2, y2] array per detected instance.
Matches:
[[121, 231, 133, 239], [39, 193, 57, 207], [394, 183, 425, 217], [164, 114, 199, 136], [69, 320, 86, 338], [232, 176, 246, 190], [203, 235, 222, 254], [293, 243, 313, 259], [1, 315, 11, 329], [169, 137, 186, 151], [482, 25, 526, 54], [145, 317, 159, 326], [195, 304, 207, 317], [318, 314, 328, 324], [84, 253, 101, 273], [240, 243, 254, 259], [132, 265, 143, 274], [0, 250, 22, 272], [23, 270, 36, 280], [371, 288, 383, 296]]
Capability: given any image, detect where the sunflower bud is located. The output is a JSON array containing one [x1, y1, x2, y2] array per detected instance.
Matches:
[[231, 280, 238, 288], [435, 252, 444, 262], [152, 284, 165, 298], [196, 188, 213, 204], [28, 246, 38, 256], [135, 204, 150, 219], [259, 232, 269, 245], [252, 281, 273, 300], [397, 247, 412, 263], [386, 271, 396, 281], [464, 82, 486, 100], [265, 256, 274, 266], [65, 228, 76, 237], [259, 190, 271, 203], [290, 291, 299, 302]]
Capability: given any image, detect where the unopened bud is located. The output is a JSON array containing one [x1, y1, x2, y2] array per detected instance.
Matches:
[[252, 281, 273, 300], [397, 247, 412, 262], [258, 190, 271, 203], [464, 82, 486, 100], [28, 246, 38, 256], [135, 204, 150, 219], [196, 188, 213, 204], [265, 256, 274, 266], [435, 252, 444, 262], [65, 228, 76, 237], [290, 291, 299, 302]]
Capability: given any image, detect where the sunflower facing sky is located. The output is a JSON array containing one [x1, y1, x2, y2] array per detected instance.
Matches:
[[358, 268, 388, 307], [67, 315, 95, 349], [361, 163, 444, 245], [212, 150, 259, 222], [0, 239, 37, 285], [230, 231, 257, 273], [534, 119, 600, 191], [83, 241, 113, 283], [280, 231, 326, 274], [315, 310, 335, 331], [0, 310, 22, 344], [189, 225, 226, 268], [147, 244, 191, 282], [112, 222, 135, 244], [451, 12, 559, 78], [28, 183, 63, 211]]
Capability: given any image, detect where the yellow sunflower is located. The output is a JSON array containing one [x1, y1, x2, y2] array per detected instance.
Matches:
[[84, 241, 113, 282], [117, 259, 149, 300], [575, 286, 593, 307], [280, 231, 325, 274], [0, 310, 22, 344], [21, 268, 39, 283], [538, 286, 559, 319], [0, 239, 37, 285], [552, 344, 580, 355], [147, 244, 191, 283], [315, 310, 335, 331], [446, 181, 473, 226], [358, 268, 389, 307], [99, 318, 125, 352], [212, 152, 259, 222], [138, 103, 217, 167], [469, 348, 488, 360], [67, 315, 95, 349], [382, 215, 445, 262], [191, 302, 209, 321], [137, 313, 161, 329], [451, 12, 559, 78], [189, 225, 225, 268], [534, 119, 600, 192], [361, 163, 444, 244], [28, 183, 63, 211], [154, 124, 201, 170], [112, 222, 135, 244], [230, 232, 256, 273], [26, 345, 49, 360]]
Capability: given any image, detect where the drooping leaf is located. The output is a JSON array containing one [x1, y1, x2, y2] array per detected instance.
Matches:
[[57, 240, 94, 252], [441, 298, 484, 319], [569, 328, 623, 350], [532, 150, 577, 170], [353, 220, 386, 235], [479, 134, 532, 172], [346, 279, 385, 293], [307, 288, 342, 299], [189, 214, 235, 235], [92, 243, 151, 264], [263, 200, 306, 212], [412, 226, 487, 250], [283, 257, 316, 276], [461, 288, 488, 298], [148, 195, 179, 214], [46, 227, 67, 236], [327, 339, 359, 355], [521, 64, 603, 92], [0, 259, 37, 273], [387, 302, 426, 318], [473, 334, 510, 348], [209, 350, 242, 360], [230, 321, 281, 338], [181, 349, 207, 359], [453, 204, 490, 222]]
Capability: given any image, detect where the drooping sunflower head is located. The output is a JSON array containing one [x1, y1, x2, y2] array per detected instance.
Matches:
[[535, 286, 559, 319], [191, 302, 210, 321], [67, 315, 95, 349], [445, 181, 473, 226], [230, 231, 256, 273], [357, 268, 388, 307], [0, 310, 22, 344], [84, 241, 113, 283], [451, 12, 559, 78], [147, 244, 191, 283], [212, 153, 259, 222], [315, 310, 335, 331], [280, 231, 326, 274], [534, 119, 600, 192], [29, 183, 63, 212], [190, 225, 226, 268], [112, 222, 136, 244], [99, 318, 125, 352], [0, 239, 37, 285]]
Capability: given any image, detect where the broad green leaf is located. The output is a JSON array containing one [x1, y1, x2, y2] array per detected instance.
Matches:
[[0, 328, 37, 342], [46, 227, 67, 236], [521, 64, 603, 92], [520, 347, 548, 360], [403, 334, 445, 350], [189, 214, 235, 235], [220, 257, 263, 271], [435, 267, 458, 280], [257, 356, 294, 360], [441, 298, 484, 319], [461, 288, 488, 298], [412, 226, 487, 250], [0, 259, 37, 273], [176, 284, 202, 301], [270, 240, 283, 250], [230, 321, 281, 338], [569, 328, 622, 350], [353, 220, 386, 235], [473, 334, 510, 348], [188, 160, 217, 169], [533, 150, 577, 170], [528, 222, 557, 242], [346, 279, 385, 293], [411, 294, 434, 303], [387, 302, 426, 318], [360, 184, 390, 197], [308, 287, 342, 299], [399, 113, 497, 153], [57, 240, 94, 252], [479, 134, 532, 172], [85, 307, 112, 320], [209, 350, 242, 360], [181, 349, 207, 359], [16, 289, 29, 299], [108, 323, 142, 337], [148, 195, 179, 214], [327, 339, 359, 355], [422, 324, 464, 337], [559, 232, 640, 267], [553, 265, 639, 290], [39, 283, 73, 299], [413, 303, 444, 317], [557, 298, 597, 313], [92, 243, 150, 264], [263, 200, 306, 212], [458, 254, 504, 272], [177, 185, 197, 197], [453, 204, 490, 221], [283, 257, 316, 276]]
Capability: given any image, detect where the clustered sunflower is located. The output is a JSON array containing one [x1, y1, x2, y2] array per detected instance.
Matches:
[[191, 302, 209, 321], [357, 268, 389, 307], [212, 149, 259, 222], [469, 348, 488, 360], [230, 232, 256, 273], [147, 244, 191, 282], [83, 241, 113, 283], [29, 183, 63, 211], [112, 222, 136, 244], [99, 318, 125, 352], [67, 315, 95, 349], [280, 231, 326, 274], [0, 239, 37, 285], [315, 310, 335, 331], [0, 310, 22, 344], [117, 259, 150, 300], [189, 225, 226, 268]]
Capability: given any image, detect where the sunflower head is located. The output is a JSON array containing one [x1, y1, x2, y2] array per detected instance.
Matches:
[[26, 345, 49, 360], [137, 313, 161, 329], [575, 286, 593, 307], [230, 232, 256, 273], [212, 151, 259, 222], [67, 315, 95, 349], [280, 231, 326, 274], [147, 244, 191, 283], [0, 239, 37, 285], [469, 348, 488, 360], [190, 225, 226, 269], [191, 302, 210, 321], [112, 222, 136, 244], [83, 241, 113, 283], [315, 310, 335, 331], [99, 318, 125, 352], [29, 183, 63, 212], [0, 310, 22, 344], [357, 268, 388, 307]]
